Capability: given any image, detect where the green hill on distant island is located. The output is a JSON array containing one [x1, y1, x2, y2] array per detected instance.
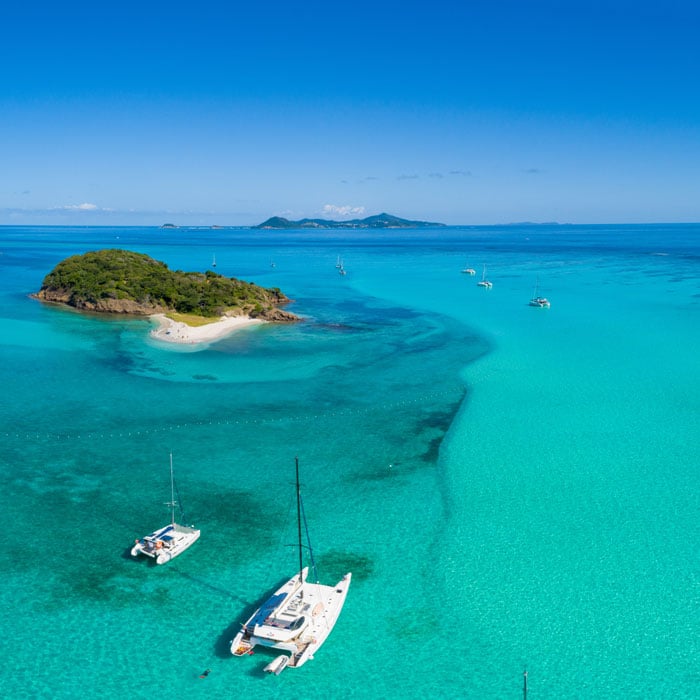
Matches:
[[254, 212, 445, 229], [35, 249, 297, 321]]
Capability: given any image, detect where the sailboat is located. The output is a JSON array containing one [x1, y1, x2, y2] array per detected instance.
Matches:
[[529, 278, 550, 307], [461, 262, 476, 274], [212, 254, 217, 268], [477, 264, 493, 288], [231, 457, 351, 674], [338, 259, 347, 275], [130, 454, 200, 564], [335, 255, 342, 269]]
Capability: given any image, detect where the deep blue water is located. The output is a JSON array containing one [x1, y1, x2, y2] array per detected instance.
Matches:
[[0, 224, 698, 699]]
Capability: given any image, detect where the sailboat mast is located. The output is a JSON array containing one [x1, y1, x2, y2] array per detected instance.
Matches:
[[169, 452, 176, 528], [295, 457, 303, 584]]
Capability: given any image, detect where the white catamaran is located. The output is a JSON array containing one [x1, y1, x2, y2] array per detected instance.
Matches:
[[477, 264, 493, 288], [529, 277, 551, 308], [231, 457, 351, 674], [131, 454, 200, 565]]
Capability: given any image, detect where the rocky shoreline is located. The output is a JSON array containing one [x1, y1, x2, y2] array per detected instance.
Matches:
[[33, 288, 299, 322]]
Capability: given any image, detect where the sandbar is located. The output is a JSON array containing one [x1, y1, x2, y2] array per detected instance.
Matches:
[[149, 313, 265, 345]]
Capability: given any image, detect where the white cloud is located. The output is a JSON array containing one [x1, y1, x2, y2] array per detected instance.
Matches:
[[321, 204, 365, 218], [60, 202, 99, 211]]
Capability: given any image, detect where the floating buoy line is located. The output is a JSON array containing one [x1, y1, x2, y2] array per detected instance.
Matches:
[[2, 387, 465, 444]]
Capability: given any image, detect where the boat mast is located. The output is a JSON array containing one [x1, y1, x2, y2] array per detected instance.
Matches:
[[523, 669, 528, 700], [168, 452, 176, 528], [295, 457, 303, 588]]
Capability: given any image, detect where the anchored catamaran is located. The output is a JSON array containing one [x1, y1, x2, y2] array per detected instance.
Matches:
[[130, 453, 200, 564], [529, 277, 551, 307], [231, 458, 351, 674], [477, 264, 493, 288]]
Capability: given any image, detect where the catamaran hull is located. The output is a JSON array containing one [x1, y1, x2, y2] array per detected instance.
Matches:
[[288, 572, 351, 669]]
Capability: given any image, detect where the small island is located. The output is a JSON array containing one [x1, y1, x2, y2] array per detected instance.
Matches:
[[34, 249, 298, 344], [254, 212, 445, 229]]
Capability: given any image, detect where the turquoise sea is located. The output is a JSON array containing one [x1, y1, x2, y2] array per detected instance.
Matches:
[[0, 224, 698, 699]]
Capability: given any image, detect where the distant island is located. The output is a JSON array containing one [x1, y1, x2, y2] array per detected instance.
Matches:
[[34, 249, 297, 323], [254, 212, 445, 229]]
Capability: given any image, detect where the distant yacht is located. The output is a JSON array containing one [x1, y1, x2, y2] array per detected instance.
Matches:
[[338, 258, 347, 275], [461, 263, 476, 275], [231, 457, 351, 674], [529, 278, 550, 308], [131, 454, 200, 565], [335, 255, 342, 269], [212, 254, 217, 268], [477, 265, 493, 288]]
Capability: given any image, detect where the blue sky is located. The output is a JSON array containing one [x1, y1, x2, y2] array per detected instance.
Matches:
[[2, 0, 699, 225]]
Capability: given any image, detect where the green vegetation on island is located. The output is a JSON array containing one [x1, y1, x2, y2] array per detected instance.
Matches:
[[254, 212, 445, 229], [35, 249, 297, 321]]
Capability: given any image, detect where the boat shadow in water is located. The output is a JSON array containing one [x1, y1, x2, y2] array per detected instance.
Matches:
[[316, 550, 373, 582]]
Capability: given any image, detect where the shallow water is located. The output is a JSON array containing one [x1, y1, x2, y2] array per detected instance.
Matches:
[[0, 224, 697, 698]]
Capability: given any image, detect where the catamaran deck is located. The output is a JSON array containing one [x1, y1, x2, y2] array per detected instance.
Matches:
[[131, 523, 200, 563]]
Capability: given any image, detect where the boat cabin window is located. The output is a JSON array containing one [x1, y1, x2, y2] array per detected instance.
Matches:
[[289, 616, 306, 631]]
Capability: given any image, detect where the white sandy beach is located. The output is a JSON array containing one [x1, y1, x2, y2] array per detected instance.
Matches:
[[149, 313, 265, 344]]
